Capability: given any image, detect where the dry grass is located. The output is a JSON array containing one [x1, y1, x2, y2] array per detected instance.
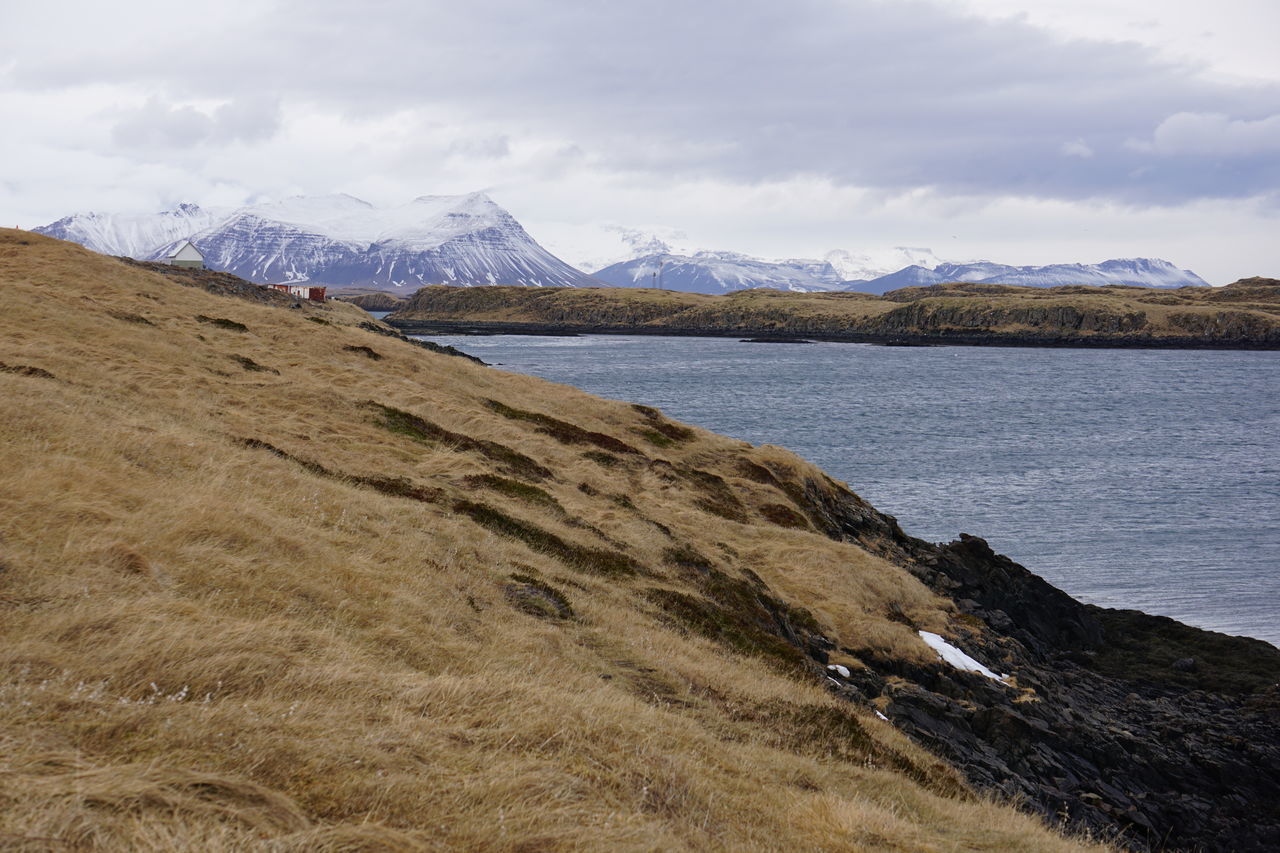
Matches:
[[391, 279, 1280, 342], [0, 230, 1107, 850]]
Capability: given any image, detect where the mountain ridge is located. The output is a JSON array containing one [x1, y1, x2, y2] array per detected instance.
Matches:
[[35, 193, 601, 291], [594, 252, 1210, 295]]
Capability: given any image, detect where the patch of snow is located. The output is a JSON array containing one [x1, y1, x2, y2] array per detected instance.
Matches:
[[827, 664, 851, 678], [918, 630, 1007, 683], [874, 710, 890, 722]]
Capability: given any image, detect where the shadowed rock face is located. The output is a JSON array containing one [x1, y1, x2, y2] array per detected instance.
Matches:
[[796, 482, 1280, 852]]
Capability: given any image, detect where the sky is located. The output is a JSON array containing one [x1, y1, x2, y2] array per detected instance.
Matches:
[[2, 0, 1277, 283]]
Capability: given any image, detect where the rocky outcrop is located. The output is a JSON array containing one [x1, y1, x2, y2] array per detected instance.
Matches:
[[802, 481, 1280, 852]]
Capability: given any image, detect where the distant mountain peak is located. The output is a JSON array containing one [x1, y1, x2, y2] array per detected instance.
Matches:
[[35, 193, 597, 291]]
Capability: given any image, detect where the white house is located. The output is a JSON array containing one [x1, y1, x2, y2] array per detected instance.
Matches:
[[166, 241, 204, 270]]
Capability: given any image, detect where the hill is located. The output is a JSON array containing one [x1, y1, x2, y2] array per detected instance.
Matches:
[[35, 193, 600, 292], [386, 280, 1280, 348], [3, 230, 1278, 850]]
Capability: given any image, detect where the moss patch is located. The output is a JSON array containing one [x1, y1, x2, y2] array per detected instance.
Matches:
[[370, 402, 553, 482], [343, 344, 383, 360], [485, 399, 642, 455], [676, 467, 747, 523], [452, 500, 640, 577], [196, 315, 249, 332], [230, 354, 277, 374], [759, 503, 810, 530], [505, 573, 575, 620], [464, 474, 564, 514]]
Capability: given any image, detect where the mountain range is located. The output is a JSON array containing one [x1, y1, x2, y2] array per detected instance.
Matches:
[[35, 193, 598, 291], [36, 194, 1210, 293], [594, 253, 1210, 295]]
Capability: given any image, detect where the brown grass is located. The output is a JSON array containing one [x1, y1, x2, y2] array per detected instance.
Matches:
[[0, 230, 1106, 851]]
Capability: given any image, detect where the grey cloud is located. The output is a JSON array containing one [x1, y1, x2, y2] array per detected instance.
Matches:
[[110, 96, 281, 151], [24, 0, 1280, 204]]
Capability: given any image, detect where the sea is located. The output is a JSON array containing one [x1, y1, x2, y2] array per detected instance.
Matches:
[[411, 331, 1280, 648]]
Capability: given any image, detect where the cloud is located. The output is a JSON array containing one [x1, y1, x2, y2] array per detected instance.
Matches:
[[110, 96, 281, 151], [1061, 139, 1094, 158], [1148, 112, 1280, 155]]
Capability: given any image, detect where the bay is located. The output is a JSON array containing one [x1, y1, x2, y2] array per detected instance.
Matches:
[[418, 333, 1280, 647]]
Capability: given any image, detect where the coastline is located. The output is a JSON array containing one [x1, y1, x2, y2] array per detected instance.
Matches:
[[386, 317, 1280, 350]]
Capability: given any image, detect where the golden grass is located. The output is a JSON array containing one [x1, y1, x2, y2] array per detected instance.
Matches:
[[0, 230, 1106, 850], [391, 279, 1280, 342]]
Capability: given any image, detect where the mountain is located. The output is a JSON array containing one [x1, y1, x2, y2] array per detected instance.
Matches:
[[35, 193, 599, 291], [591, 251, 850, 294], [591, 249, 1209, 297], [855, 258, 1209, 295]]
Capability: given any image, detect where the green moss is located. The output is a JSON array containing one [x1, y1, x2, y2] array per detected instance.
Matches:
[[452, 500, 640, 577], [635, 428, 675, 448], [196, 315, 249, 332], [485, 399, 642, 455], [369, 402, 553, 482], [464, 474, 564, 514]]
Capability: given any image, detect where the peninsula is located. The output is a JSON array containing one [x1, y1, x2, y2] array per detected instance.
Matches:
[[386, 280, 1280, 349]]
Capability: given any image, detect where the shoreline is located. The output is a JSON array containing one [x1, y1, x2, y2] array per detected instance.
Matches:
[[386, 318, 1280, 351]]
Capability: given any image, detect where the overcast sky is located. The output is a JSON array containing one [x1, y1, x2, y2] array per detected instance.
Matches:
[[2, 0, 1277, 283]]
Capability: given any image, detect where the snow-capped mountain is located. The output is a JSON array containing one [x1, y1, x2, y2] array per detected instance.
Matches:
[[853, 258, 1210, 295], [592, 251, 850, 294], [36, 193, 599, 291], [824, 247, 944, 283]]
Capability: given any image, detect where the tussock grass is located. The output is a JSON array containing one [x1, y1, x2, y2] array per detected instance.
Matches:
[[0, 230, 1106, 851]]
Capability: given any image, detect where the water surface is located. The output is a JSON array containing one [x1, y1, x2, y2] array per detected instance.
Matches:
[[421, 334, 1280, 646]]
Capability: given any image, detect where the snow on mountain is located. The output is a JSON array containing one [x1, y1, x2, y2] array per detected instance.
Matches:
[[35, 193, 599, 291], [824, 246, 945, 283], [851, 258, 1209, 294], [592, 251, 849, 294], [36, 203, 228, 259]]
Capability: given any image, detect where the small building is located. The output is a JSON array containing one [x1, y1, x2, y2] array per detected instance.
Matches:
[[265, 283, 327, 302], [166, 241, 204, 269]]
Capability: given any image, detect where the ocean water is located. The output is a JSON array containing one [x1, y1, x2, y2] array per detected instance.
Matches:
[[419, 334, 1280, 647]]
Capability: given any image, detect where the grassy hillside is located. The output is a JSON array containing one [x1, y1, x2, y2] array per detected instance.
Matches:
[[0, 230, 1102, 850], [387, 280, 1280, 347]]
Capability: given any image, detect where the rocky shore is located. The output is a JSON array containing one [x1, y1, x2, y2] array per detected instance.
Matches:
[[788, 484, 1280, 852], [385, 317, 1280, 350]]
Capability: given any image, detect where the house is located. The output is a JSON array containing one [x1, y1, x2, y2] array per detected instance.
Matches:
[[166, 241, 204, 269], [265, 283, 327, 302]]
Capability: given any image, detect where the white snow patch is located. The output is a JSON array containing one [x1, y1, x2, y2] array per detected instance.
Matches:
[[918, 631, 1007, 683], [827, 664, 851, 678], [874, 710, 890, 722]]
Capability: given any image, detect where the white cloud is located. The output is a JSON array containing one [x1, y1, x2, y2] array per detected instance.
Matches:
[[1061, 139, 1095, 158]]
